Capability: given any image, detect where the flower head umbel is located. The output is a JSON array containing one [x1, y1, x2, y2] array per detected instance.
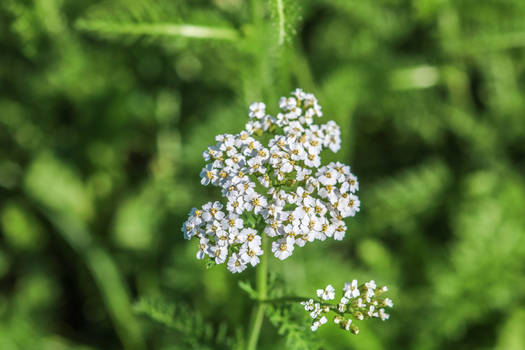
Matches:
[[182, 89, 360, 273], [301, 280, 393, 334]]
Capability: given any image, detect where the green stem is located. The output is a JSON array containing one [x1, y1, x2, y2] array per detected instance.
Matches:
[[247, 234, 269, 350], [276, 0, 285, 46], [259, 296, 309, 303], [259, 296, 342, 314]]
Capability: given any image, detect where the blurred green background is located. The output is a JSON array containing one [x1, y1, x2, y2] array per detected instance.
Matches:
[[2, 0, 525, 349]]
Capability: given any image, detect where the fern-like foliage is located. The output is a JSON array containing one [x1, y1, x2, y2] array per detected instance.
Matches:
[[134, 298, 236, 350], [267, 303, 319, 350], [76, 0, 239, 42], [365, 159, 451, 234], [264, 273, 320, 350]]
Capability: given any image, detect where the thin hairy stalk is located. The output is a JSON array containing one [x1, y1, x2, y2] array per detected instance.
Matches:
[[76, 21, 239, 40], [276, 0, 285, 45], [260, 296, 345, 315], [260, 296, 309, 303], [247, 234, 269, 350]]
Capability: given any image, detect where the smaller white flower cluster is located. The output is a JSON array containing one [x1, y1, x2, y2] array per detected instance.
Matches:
[[301, 280, 393, 334], [182, 89, 360, 273]]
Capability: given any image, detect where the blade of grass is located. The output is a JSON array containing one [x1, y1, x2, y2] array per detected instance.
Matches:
[[29, 203, 146, 350]]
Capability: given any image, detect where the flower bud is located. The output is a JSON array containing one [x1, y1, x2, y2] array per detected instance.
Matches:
[[354, 311, 364, 320], [334, 315, 343, 324], [341, 318, 352, 331]]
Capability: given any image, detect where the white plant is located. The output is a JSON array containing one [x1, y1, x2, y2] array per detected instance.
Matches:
[[302, 280, 394, 334], [182, 89, 393, 342], [182, 89, 360, 273]]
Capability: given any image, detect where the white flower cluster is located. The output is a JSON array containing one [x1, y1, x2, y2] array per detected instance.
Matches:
[[301, 280, 393, 334], [182, 89, 360, 273]]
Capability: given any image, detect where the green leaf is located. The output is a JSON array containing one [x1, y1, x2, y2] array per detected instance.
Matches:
[[134, 298, 235, 349], [496, 309, 525, 350], [238, 280, 259, 300]]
